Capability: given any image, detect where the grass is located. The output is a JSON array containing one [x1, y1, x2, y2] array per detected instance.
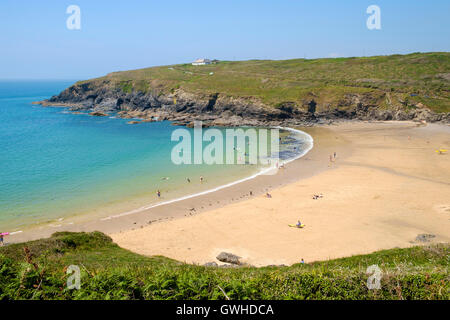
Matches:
[[77, 52, 450, 113], [0, 232, 448, 300]]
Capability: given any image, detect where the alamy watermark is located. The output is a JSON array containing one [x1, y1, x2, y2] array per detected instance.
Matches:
[[66, 265, 81, 290], [65, 262, 383, 291], [66, 5, 81, 30], [366, 5, 381, 30], [65, 5, 380, 31], [366, 264, 382, 290], [171, 121, 281, 174]]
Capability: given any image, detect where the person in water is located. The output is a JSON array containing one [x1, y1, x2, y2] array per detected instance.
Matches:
[[187, 178, 191, 183]]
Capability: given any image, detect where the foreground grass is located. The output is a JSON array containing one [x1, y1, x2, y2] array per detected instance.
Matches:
[[81, 52, 450, 113], [0, 232, 448, 300]]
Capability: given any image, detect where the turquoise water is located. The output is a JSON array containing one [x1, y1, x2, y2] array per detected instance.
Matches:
[[0, 81, 311, 231]]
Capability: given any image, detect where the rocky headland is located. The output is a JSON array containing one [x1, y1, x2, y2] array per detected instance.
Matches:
[[34, 53, 450, 126], [34, 80, 449, 127]]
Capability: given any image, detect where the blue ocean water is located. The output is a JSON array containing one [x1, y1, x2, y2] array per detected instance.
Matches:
[[0, 81, 311, 231]]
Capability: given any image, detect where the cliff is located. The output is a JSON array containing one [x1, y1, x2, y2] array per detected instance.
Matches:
[[36, 52, 450, 126]]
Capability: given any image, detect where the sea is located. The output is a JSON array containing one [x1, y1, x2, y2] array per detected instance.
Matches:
[[0, 80, 313, 231]]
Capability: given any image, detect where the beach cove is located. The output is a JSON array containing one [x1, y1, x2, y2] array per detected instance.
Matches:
[[111, 121, 450, 266], [0, 81, 313, 232], [9, 121, 450, 267]]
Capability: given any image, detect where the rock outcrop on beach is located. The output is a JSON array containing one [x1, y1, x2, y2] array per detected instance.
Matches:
[[415, 234, 436, 243], [35, 53, 450, 126], [216, 252, 242, 265]]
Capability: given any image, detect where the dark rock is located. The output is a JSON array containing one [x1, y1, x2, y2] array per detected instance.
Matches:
[[89, 111, 108, 117], [307, 100, 317, 115], [415, 234, 436, 243], [216, 252, 241, 265], [218, 263, 238, 268], [171, 122, 187, 126], [203, 262, 218, 267]]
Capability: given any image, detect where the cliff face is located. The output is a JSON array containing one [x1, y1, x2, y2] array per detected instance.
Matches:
[[38, 79, 449, 126]]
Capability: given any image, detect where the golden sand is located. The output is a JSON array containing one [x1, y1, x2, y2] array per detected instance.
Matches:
[[111, 122, 450, 266]]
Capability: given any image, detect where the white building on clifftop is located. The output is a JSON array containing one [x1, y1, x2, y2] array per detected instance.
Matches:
[[192, 58, 212, 66]]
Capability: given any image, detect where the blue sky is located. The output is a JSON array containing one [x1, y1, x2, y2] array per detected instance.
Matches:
[[1, 0, 449, 79]]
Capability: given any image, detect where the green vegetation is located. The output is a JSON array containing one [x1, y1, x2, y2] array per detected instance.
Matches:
[[0, 232, 448, 300], [79, 52, 450, 113]]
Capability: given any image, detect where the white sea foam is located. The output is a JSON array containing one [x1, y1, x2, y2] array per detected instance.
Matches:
[[100, 127, 313, 221]]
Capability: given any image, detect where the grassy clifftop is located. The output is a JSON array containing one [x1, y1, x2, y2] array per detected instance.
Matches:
[[82, 52, 450, 113], [0, 232, 448, 300]]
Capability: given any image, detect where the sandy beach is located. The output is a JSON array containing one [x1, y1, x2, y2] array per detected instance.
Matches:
[[7, 121, 450, 267], [110, 121, 450, 266]]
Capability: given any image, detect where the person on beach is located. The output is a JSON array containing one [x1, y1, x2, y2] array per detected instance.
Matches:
[[0, 234, 4, 246], [296, 220, 302, 228], [157, 190, 161, 198], [312, 193, 323, 200], [266, 192, 272, 198], [200, 176, 203, 183], [329, 155, 334, 167], [333, 152, 337, 159]]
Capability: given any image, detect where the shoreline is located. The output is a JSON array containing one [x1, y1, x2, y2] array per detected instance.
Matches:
[[99, 126, 314, 222], [2, 98, 312, 232], [111, 121, 450, 266], [8, 120, 449, 268], [7, 124, 326, 244]]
